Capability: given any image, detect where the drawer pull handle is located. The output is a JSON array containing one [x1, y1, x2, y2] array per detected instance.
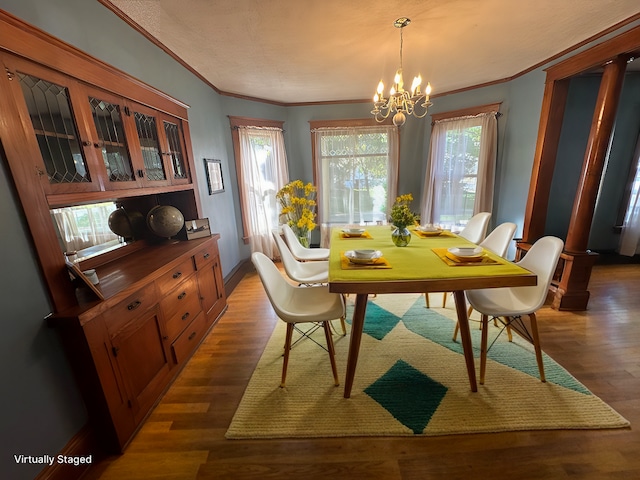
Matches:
[[203, 253, 210, 259], [172, 271, 182, 279], [127, 300, 141, 311], [178, 291, 187, 300], [188, 331, 196, 340], [181, 312, 190, 321]]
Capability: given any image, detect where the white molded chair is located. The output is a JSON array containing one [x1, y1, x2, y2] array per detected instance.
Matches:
[[465, 236, 564, 384], [429, 212, 492, 308], [272, 231, 346, 335], [272, 230, 329, 284], [452, 222, 518, 341], [282, 223, 329, 261], [251, 252, 344, 387], [458, 212, 492, 244]]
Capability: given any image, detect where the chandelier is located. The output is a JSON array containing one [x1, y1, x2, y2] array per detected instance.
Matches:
[[371, 17, 432, 127]]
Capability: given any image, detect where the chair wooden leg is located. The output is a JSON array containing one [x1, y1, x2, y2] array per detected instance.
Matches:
[[425, 293, 430, 308], [479, 314, 489, 385], [452, 321, 460, 342], [505, 317, 513, 342], [442, 292, 448, 308], [528, 313, 546, 382], [323, 321, 340, 386], [281, 323, 294, 388], [467, 305, 474, 318]]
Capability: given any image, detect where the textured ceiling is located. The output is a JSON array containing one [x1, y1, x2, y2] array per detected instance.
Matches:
[[106, 0, 640, 104]]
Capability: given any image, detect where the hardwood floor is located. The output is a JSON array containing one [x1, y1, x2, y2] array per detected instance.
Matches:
[[82, 262, 640, 480]]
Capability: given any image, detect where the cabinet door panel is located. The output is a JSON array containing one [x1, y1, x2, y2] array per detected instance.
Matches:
[[2, 54, 101, 194], [162, 118, 190, 184], [86, 89, 138, 189], [111, 307, 171, 420]]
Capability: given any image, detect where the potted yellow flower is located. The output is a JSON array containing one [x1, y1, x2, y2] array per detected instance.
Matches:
[[390, 193, 419, 246], [276, 180, 317, 248]]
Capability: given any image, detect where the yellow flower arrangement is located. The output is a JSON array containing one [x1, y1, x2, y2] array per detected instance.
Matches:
[[390, 193, 419, 228], [276, 180, 317, 247]]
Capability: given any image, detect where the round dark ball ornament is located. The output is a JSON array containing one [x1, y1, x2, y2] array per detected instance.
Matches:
[[146, 205, 184, 238]]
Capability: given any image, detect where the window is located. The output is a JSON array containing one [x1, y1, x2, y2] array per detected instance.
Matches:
[[421, 104, 500, 228], [51, 201, 120, 258], [230, 117, 289, 257], [619, 132, 640, 256], [311, 119, 399, 245]]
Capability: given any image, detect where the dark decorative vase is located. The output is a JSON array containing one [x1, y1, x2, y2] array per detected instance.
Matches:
[[391, 226, 411, 247]]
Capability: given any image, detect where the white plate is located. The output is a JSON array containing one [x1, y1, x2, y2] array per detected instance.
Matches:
[[345, 250, 383, 264], [342, 228, 366, 235], [447, 246, 483, 258], [417, 225, 441, 233]]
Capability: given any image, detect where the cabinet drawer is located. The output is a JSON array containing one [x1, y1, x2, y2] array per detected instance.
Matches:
[[194, 240, 219, 270], [156, 257, 196, 296], [104, 283, 158, 338], [160, 275, 200, 319], [165, 295, 201, 341], [171, 311, 207, 364]]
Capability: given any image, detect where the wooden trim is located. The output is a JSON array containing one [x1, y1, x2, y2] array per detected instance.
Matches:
[[223, 258, 254, 296], [228, 116, 285, 129], [99, 2, 640, 106], [34, 424, 100, 480], [0, 9, 189, 118], [309, 117, 393, 129], [545, 25, 640, 81], [430, 102, 502, 122]]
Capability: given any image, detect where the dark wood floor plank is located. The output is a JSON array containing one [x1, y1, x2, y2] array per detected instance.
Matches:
[[81, 262, 640, 480]]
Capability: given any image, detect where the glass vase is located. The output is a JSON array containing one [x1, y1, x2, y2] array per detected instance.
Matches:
[[291, 226, 310, 248], [391, 226, 412, 247]]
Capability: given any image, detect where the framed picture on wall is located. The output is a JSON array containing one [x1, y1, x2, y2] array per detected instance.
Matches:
[[204, 158, 224, 194]]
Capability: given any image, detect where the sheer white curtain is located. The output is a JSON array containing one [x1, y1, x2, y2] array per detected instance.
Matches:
[[238, 126, 289, 257], [52, 202, 119, 253], [421, 112, 497, 226], [619, 134, 640, 256], [313, 125, 398, 246]]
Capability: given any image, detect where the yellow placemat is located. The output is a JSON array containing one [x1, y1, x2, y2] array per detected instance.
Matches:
[[432, 247, 501, 266], [339, 231, 373, 239], [412, 229, 457, 239], [340, 252, 391, 269]]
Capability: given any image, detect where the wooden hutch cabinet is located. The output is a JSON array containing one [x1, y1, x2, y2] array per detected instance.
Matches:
[[0, 11, 226, 453]]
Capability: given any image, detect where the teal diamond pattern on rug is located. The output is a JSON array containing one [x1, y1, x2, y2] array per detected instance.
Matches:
[[364, 359, 448, 434], [350, 300, 402, 340], [350, 295, 589, 395]]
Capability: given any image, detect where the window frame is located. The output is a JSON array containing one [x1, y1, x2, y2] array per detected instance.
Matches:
[[310, 118, 399, 231], [229, 116, 285, 244]]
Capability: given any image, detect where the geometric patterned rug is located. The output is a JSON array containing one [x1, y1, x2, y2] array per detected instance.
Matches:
[[226, 293, 629, 438]]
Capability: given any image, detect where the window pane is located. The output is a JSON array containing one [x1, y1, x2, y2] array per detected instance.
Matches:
[[319, 130, 391, 224]]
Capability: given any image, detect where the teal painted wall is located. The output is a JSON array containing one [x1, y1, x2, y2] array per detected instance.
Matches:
[[0, 1, 638, 477]]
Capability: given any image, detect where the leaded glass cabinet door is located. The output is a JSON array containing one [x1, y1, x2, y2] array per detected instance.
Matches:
[[4, 54, 101, 193], [85, 89, 137, 190], [130, 104, 170, 186], [162, 116, 190, 184]]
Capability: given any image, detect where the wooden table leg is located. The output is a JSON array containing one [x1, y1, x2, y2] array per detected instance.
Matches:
[[453, 290, 478, 392], [344, 293, 368, 398]]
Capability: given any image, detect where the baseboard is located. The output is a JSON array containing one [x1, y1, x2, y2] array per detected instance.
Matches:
[[34, 424, 101, 480], [224, 258, 253, 295]]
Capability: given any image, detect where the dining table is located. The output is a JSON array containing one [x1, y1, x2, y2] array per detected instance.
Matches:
[[327, 225, 537, 398]]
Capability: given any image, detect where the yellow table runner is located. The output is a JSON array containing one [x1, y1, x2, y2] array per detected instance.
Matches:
[[329, 226, 529, 283]]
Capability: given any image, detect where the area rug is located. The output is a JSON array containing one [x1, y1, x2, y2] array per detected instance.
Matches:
[[226, 294, 629, 439]]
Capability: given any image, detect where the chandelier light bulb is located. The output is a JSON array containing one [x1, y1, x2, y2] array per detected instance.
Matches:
[[371, 17, 433, 126]]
